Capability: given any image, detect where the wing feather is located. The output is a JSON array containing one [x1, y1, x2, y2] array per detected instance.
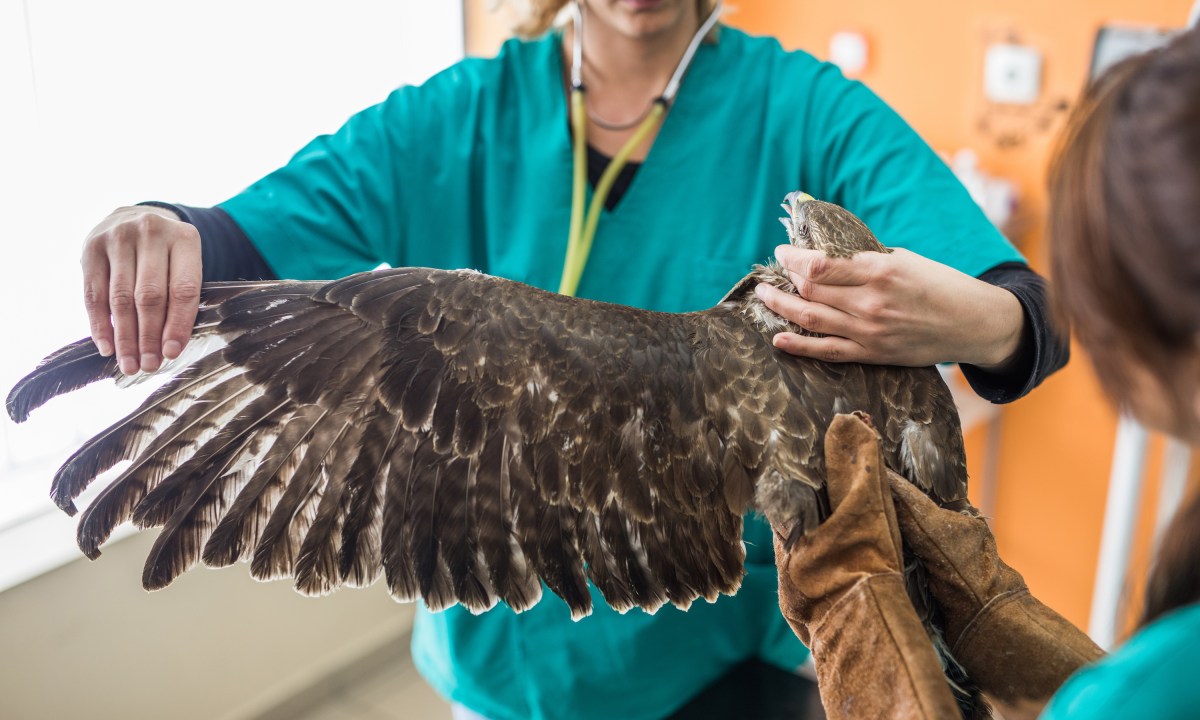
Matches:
[[73, 370, 258, 557], [335, 411, 401, 588], [380, 435, 421, 602], [139, 394, 289, 589], [201, 407, 325, 568], [52, 353, 238, 515], [8, 265, 967, 618], [249, 408, 359, 582]]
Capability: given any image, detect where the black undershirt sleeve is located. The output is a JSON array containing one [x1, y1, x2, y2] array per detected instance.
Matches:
[[137, 202, 278, 282], [961, 261, 1069, 404]]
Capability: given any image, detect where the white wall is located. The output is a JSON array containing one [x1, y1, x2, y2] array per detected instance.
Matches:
[[0, 531, 417, 720], [0, 1, 462, 716], [0, 0, 462, 573]]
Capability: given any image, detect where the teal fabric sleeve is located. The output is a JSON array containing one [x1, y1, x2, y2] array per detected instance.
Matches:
[[218, 93, 404, 279], [1041, 603, 1200, 719], [218, 58, 500, 280]]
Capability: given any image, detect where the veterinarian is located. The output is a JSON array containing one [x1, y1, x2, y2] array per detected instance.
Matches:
[[76, 1, 1068, 718], [775, 27, 1200, 720]]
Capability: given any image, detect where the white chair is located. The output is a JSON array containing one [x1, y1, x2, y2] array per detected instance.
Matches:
[[1084, 0, 1199, 652], [1087, 418, 1194, 649]]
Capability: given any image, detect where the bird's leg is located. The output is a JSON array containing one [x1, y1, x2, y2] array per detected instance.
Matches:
[[755, 469, 827, 549]]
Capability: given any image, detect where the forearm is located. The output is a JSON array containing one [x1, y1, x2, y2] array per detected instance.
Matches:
[[947, 587, 1103, 718], [889, 475, 1104, 717], [763, 245, 1067, 383], [806, 574, 960, 720]]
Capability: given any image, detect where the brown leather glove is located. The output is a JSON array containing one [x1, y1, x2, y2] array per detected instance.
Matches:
[[774, 413, 959, 720], [889, 475, 1105, 718]]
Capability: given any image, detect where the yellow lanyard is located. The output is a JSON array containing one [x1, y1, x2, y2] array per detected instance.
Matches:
[[558, 92, 665, 298], [557, 1, 721, 297]]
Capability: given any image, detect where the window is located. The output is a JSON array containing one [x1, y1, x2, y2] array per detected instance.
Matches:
[[0, 0, 464, 591]]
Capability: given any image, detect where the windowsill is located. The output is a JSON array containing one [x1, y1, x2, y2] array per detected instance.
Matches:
[[0, 381, 156, 594], [0, 504, 135, 593]]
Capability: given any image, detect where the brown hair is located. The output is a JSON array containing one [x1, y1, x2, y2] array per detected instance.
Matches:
[[503, 0, 720, 38], [1143, 492, 1200, 627], [1048, 27, 1200, 627]]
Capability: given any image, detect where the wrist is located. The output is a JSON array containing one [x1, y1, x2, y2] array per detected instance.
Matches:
[[128, 201, 184, 222], [950, 587, 1031, 655], [949, 587, 1103, 711], [968, 285, 1025, 370]]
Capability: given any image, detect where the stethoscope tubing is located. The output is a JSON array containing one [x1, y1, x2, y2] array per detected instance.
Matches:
[[558, 0, 723, 297]]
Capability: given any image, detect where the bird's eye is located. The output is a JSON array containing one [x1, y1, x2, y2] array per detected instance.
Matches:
[[798, 223, 810, 236]]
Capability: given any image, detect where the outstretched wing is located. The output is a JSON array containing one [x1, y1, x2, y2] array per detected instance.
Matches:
[[7, 268, 800, 618]]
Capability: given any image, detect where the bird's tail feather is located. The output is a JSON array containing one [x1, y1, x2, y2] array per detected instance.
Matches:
[[905, 550, 992, 720]]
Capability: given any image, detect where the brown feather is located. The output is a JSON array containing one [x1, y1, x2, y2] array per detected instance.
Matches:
[[380, 435, 421, 602], [139, 393, 289, 589], [75, 372, 258, 558], [250, 409, 357, 582], [294, 408, 377, 596], [335, 411, 401, 588], [54, 353, 238, 515], [201, 409, 321, 568]]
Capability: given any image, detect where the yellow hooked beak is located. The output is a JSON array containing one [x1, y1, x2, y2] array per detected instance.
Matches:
[[779, 192, 817, 245]]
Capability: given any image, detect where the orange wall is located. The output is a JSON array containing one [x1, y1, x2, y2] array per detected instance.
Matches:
[[464, 1, 1199, 632]]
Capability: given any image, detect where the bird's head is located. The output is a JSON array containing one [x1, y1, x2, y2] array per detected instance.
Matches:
[[778, 192, 887, 257], [719, 192, 889, 328]]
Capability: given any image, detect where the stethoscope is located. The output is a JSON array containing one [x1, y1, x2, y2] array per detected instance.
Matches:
[[558, 0, 725, 297]]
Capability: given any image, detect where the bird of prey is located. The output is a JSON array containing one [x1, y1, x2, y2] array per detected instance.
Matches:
[[8, 193, 977, 708], [7, 191, 972, 611]]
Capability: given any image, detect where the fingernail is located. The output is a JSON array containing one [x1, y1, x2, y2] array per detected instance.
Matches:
[[141, 354, 160, 372], [118, 356, 138, 375], [755, 283, 769, 298], [162, 340, 181, 359], [95, 339, 113, 356]]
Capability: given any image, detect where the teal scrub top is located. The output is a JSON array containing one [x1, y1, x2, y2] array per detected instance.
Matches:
[[219, 26, 1024, 720], [1042, 603, 1200, 719]]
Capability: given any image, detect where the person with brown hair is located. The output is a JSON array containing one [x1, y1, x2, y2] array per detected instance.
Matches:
[[76, 1, 1067, 718], [775, 26, 1200, 720]]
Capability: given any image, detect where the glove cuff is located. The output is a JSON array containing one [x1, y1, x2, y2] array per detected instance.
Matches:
[[950, 587, 1105, 708]]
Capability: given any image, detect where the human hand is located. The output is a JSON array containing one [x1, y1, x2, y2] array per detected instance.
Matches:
[[888, 476, 1017, 640], [755, 245, 1024, 369], [890, 476, 1103, 717], [774, 413, 961, 719], [82, 205, 202, 375], [773, 411, 905, 645]]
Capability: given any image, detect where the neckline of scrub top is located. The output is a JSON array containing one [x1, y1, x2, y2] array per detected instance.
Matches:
[[549, 28, 721, 223]]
